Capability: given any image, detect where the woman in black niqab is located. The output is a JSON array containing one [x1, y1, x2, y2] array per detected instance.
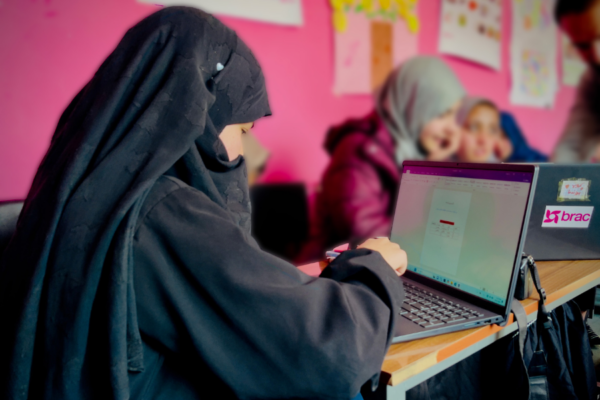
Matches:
[[0, 7, 404, 400]]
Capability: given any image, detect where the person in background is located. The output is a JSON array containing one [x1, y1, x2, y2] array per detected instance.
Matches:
[[455, 97, 502, 163], [307, 56, 465, 258], [242, 131, 270, 186], [497, 112, 549, 162], [536, 0, 600, 347], [455, 97, 548, 163], [554, 0, 600, 162], [0, 7, 409, 400]]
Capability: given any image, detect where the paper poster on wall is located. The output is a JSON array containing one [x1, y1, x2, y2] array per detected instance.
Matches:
[[138, 0, 303, 26], [562, 34, 587, 87], [510, 0, 558, 108], [331, 0, 420, 95], [438, 0, 502, 70]]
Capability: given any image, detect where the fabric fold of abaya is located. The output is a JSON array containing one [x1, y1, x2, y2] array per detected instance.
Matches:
[[130, 175, 403, 399], [0, 6, 403, 400]]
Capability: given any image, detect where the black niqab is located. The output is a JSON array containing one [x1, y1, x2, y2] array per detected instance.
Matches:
[[0, 7, 270, 400]]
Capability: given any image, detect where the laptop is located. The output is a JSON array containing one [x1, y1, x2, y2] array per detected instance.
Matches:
[[523, 164, 600, 261], [389, 161, 538, 343]]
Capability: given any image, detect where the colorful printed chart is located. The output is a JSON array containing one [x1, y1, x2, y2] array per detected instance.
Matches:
[[520, 50, 552, 98], [510, 0, 558, 108], [438, 0, 502, 70]]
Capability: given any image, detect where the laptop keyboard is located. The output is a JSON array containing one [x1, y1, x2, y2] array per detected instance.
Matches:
[[401, 283, 485, 329]]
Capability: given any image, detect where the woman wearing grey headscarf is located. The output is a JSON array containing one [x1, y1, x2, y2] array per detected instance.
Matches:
[[304, 56, 465, 261], [375, 56, 466, 165]]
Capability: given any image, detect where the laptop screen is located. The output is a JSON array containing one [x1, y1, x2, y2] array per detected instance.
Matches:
[[390, 165, 533, 306]]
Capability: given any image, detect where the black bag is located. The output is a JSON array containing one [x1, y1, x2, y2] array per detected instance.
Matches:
[[507, 259, 597, 400], [407, 260, 596, 400]]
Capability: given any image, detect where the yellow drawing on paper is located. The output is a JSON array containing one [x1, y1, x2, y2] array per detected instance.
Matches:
[[330, 0, 420, 34]]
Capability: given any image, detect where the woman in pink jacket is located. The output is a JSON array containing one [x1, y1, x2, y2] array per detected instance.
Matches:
[[307, 57, 465, 260]]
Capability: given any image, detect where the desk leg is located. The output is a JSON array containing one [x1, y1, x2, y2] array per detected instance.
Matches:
[[386, 384, 406, 400]]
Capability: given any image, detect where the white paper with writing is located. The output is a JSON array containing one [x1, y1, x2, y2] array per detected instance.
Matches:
[[510, 0, 558, 108], [559, 180, 589, 200], [438, 0, 502, 70], [138, 0, 303, 26]]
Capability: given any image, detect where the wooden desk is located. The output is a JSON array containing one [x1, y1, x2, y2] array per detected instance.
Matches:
[[383, 260, 600, 400]]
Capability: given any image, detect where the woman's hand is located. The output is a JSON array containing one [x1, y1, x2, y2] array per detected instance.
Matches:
[[358, 238, 408, 276], [494, 135, 513, 161], [426, 128, 461, 161], [421, 101, 462, 162]]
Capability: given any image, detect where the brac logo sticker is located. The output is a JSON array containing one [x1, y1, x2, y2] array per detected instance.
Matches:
[[542, 206, 594, 228]]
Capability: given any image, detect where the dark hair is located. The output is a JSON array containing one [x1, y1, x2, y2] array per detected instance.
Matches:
[[555, 0, 597, 22]]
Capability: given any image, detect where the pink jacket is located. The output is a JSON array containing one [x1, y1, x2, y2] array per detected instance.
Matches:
[[313, 111, 400, 252]]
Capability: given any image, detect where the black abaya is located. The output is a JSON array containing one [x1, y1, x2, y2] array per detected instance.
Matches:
[[0, 7, 404, 400], [129, 176, 403, 399]]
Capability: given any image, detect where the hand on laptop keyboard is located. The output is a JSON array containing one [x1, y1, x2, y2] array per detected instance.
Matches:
[[358, 238, 407, 276]]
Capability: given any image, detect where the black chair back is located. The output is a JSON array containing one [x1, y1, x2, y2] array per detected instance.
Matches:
[[0, 201, 24, 256], [250, 184, 308, 263]]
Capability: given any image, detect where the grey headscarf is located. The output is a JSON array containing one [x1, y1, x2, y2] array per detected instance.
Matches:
[[375, 56, 465, 165], [456, 96, 498, 127]]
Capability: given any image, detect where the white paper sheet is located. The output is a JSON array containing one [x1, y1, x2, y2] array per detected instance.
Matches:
[[332, 2, 419, 95], [562, 34, 587, 87], [559, 180, 590, 200], [438, 0, 502, 70], [333, 11, 372, 95], [138, 0, 303, 26], [510, 0, 558, 108]]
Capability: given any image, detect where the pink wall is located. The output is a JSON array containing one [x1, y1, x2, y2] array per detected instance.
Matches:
[[0, 0, 577, 200]]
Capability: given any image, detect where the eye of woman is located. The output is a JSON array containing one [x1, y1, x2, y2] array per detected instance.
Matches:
[[466, 122, 479, 132], [490, 125, 501, 136], [241, 122, 254, 135]]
